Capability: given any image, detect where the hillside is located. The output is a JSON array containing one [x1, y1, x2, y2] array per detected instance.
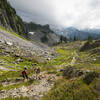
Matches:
[[0, 40, 100, 100], [42, 41, 100, 100], [0, 0, 59, 46], [0, 0, 100, 100], [0, 0, 26, 35]]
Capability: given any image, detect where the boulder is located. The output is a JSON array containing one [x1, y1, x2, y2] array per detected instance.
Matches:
[[83, 71, 99, 85], [6, 42, 13, 46], [63, 66, 84, 79], [16, 58, 23, 63]]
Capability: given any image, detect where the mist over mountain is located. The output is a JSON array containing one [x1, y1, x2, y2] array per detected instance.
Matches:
[[51, 26, 100, 40], [8, 0, 100, 29], [83, 29, 100, 34]]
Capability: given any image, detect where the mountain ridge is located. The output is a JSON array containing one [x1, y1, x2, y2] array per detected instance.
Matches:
[[51, 26, 100, 40]]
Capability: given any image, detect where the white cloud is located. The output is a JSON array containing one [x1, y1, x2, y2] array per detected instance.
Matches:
[[8, 0, 100, 29]]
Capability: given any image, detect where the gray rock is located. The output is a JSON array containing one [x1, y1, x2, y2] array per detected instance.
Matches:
[[63, 66, 84, 79]]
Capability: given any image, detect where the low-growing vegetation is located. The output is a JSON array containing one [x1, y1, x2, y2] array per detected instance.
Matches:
[[0, 26, 28, 41], [2, 96, 30, 100], [42, 78, 98, 100], [0, 41, 100, 100], [0, 79, 39, 91]]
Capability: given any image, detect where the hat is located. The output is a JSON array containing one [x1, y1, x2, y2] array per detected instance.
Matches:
[[24, 66, 27, 69]]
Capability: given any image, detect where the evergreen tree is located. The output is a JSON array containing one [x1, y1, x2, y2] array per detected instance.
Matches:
[[88, 35, 93, 43], [74, 36, 78, 41], [60, 35, 63, 43], [63, 36, 68, 43], [60, 35, 68, 43]]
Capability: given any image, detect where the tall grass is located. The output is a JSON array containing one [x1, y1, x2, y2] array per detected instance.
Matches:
[[42, 78, 98, 100]]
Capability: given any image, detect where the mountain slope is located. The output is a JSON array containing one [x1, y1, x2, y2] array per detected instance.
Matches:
[[0, 0, 59, 46], [0, 28, 43, 51], [0, 0, 26, 35], [25, 22, 60, 46]]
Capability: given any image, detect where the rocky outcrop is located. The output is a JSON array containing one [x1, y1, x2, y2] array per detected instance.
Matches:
[[80, 40, 100, 52], [0, 0, 26, 35], [25, 22, 60, 46], [62, 66, 84, 79], [62, 66, 99, 85], [25, 22, 54, 34], [83, 71, 99, 85]]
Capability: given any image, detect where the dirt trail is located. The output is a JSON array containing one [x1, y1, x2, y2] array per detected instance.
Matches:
[[70, 51, 78, 65], [0, 73, 59, 100]]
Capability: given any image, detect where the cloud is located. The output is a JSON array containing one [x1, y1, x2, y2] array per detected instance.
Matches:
[[8, 0, 100, 29]]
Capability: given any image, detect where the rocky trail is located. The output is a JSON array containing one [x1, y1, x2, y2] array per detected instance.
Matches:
[[0, 72, 60, 100], [70, 51, 78, 65]]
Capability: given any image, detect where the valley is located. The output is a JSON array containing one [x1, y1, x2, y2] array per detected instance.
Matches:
[[0, 29, 100, 100], [0, 0, 100, 100]]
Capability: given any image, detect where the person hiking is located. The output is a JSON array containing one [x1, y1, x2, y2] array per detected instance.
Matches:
[[34, 67, 40, 79], [22, 66, 28, 81]]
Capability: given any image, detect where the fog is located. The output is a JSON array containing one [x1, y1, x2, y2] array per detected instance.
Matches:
[[8, 0, 100, 29]]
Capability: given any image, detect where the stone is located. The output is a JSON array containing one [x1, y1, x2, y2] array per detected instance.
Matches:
[[20, 86, 28, 93], [47, 58, 51, 61], [16, 58, 23, 63], [0, 90, 6, 93], [60, 69, 65, 72], [83, 71, 99, 85], [6, 42, 13, 46], [63, 66, 84, 79]]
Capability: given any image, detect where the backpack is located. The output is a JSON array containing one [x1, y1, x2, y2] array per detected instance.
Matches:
[[22, 70, 27, 75]]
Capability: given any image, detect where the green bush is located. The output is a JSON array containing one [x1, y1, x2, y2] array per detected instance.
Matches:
[[83, 72, 99, 85], [42, 78, 97, 100]]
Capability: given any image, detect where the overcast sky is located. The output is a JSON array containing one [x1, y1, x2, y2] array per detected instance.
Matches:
[[8, 0, 100, 29]]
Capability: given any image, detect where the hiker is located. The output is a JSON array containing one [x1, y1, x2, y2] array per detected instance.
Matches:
[[22, 66, 28, 81], [34, 67, 40, 79]]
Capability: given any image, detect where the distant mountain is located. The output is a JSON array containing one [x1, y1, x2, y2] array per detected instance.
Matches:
[[83, 29, 100, 34], [0, 0, 59, 46], [24, 22, 60, 46], [51, 26, 100, 40]]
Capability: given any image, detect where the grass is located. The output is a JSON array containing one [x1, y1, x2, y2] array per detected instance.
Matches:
[[0, 71, 21, 81], [0, 55, 34, 71], [51, 48, 74, 65], [2, 96, 30, 100], [70, 43, 100, 71], [39, 47, 75, 75], [0, 79, 39, 91], [0, 41, 100, 100], [42, 78, 98, 100], [42, 41, 100, 100]]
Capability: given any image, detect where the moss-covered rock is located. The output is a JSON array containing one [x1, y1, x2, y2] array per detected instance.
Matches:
[[63, 66, 84, 79], [83, 72, 99, 85]]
